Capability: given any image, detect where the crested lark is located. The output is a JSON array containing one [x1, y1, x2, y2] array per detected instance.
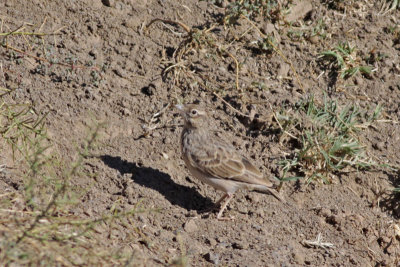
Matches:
[[176, 103, 283, 220]]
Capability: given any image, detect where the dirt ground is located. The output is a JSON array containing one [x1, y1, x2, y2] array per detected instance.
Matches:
[[1, 0, 400, 266]]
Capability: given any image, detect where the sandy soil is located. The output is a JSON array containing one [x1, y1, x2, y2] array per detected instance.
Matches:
[[1, 0, 400, 266]]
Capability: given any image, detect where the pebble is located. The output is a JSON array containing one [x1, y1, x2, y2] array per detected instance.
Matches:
[[204, 252, 220, 265], [373, 141, 385, 151], [232, 241, 248, 250], [262, 23, 275, 34], [309, 35, 319, 44], [319, 208, 332, 218], [293, 252, 305, 265], [285, 0, 313, 21], [206, 237, 217, 247], [327, 214, 342, 226], [101, 0, 115, 7], [122, 108, 131, 116], [183, 220, 198, 233]]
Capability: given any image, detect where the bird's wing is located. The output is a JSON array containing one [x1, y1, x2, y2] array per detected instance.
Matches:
[[188, 142, 273, 187]]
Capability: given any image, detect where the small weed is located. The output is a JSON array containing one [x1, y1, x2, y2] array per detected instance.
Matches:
[[320, 41, 372, 79], [146, 19, 241, 91], [251, 81, 268, 91], [254, 35, 276, 54], [365, 49, 388, 65], [288, 19, 327, 42], [310, 19, 327, 39], [224, 0, 281, 25], [276, 95, 381, 183], [0, 93, 145, 265], [0, 101, 48, 160]]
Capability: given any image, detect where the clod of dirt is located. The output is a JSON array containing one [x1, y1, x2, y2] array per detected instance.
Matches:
[[232, 241, 249, 250], [101, 0, 114, 7], [183, 220, 198, 233], [141, 84, 156, 96], [286, 0, 313, 22], [204, 252, 220, 265], [373, 141, 385, 151], [277, 63, 290, 79], [326, 214, 343, 226], [319, 208, 332, 218], [293, 251, 305, 265]]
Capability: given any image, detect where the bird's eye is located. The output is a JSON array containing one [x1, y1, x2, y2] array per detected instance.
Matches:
[[191, 109, 198, 115]]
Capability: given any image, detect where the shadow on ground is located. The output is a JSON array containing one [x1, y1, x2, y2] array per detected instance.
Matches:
[[380, 171, 400, 219], [100, 155, 214, 212]]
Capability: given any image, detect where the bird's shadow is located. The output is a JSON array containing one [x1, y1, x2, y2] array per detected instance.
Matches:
[[379, 170, 400, 219], [100, 155, 214, 212]]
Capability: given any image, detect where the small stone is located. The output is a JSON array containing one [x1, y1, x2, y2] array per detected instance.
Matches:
[[373, 141, 385, 151], [261, 23, 275, 34], [89, 50, 97, 58], [204, 252, 220, 264], [125, 17, 142, 30], [319, 208, 331, 217], [256, 208, 265, 217], [183, 220, 198, 233], [382, 236, 391, 244], [122, 108, 131, 116], [354, 76, 364, 86], [286, 0, 313, 21], [141, 84, 155, 96], [386, 242, 396, 254], [123, 186, 134, 197], [327, 215, 342, 226], [277, 63, 290, 78], [206, 238, 217, 247], [248, 193, 261, 203], [113, 67, 126, 78], [232, 241, 248, 250], [101, 0, 115, 7], [218, 66, 227, 73], [309, 35, 319, 44], [293, 252, 305, 265], [237, 205, 248, 214]]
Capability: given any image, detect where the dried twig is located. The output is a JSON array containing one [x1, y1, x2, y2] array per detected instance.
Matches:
[[142, 102, 172, 136], [146, 18, 241, 92], [302, 233, 334, 249]]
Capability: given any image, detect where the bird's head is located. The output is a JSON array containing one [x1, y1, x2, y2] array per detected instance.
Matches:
[[176, 104, 207, 129]]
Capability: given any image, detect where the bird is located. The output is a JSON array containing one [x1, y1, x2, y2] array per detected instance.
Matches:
[[176, 103, 283, 220]]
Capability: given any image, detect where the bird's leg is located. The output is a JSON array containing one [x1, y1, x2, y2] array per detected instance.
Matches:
[[216, 193, 234, 221], [198, 193, 228, 215], [214, 193, 228, 207]]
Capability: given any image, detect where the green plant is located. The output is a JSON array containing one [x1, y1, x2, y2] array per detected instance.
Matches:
[[288, 19, 327, 42], [224, 0, 281, 25], [0, 99, 145, 265], [0, 101, 48, 160], [320, 42, 372, 79], [276, 95, 381, 183], [310, 19, 327, 39], [254, 35, 276, 54]]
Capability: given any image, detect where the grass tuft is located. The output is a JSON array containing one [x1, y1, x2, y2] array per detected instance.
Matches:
[[276, 95, 381, 183], [223, 0, 281, 25], [320, 41, 372, 80]]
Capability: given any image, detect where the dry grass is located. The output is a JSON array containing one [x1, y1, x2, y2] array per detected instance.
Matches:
[[0, 19, 188, 266], [275, 95, 382, 183]]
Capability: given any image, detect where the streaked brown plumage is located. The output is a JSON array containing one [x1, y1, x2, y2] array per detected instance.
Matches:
[[176, 103, 283, 220]]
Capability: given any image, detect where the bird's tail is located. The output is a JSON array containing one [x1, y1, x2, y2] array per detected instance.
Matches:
[[252, 184, 286, 203]]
